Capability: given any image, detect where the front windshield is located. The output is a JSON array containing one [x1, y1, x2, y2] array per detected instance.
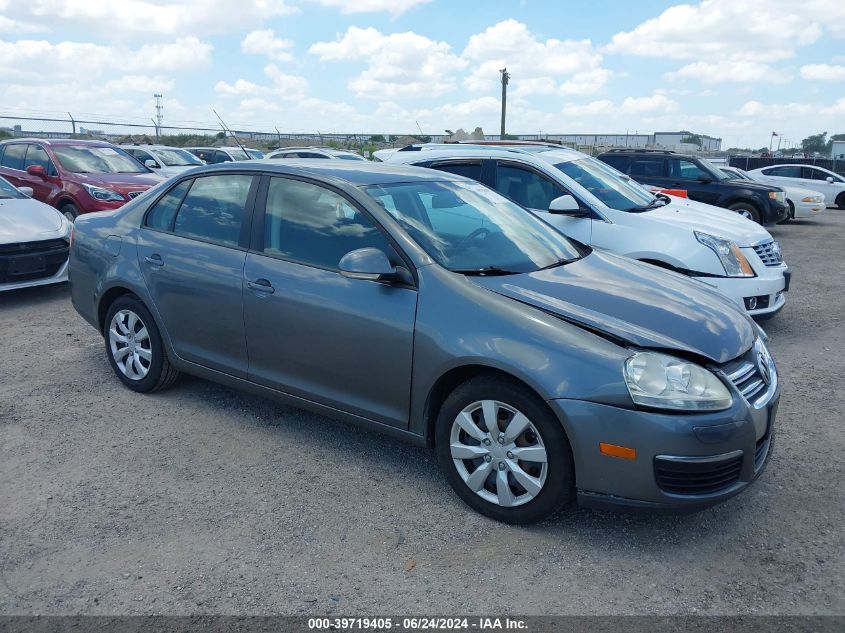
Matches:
[[555, 157, 656, 211], [246, 149, 264, 159], [365, 180, 581, 274], [701, 160, 729, 180], [722, 168, 752, 181], [155, 148, 203, 166], [336, 153, 366, 161], [53, 145, 148, 174], [0, 176, 26, 199]]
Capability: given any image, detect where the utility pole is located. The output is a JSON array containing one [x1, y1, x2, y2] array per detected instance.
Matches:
[[500, 68, 510, 139], [154, 93, 163, 139]]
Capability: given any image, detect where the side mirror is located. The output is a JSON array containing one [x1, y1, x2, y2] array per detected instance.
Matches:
[[548, 194, 590, 217], [697, 174, 713, 183], [826, 176, 835, 183], [26, 164, 47, 179], [18, 186, 34, 197], [144, 159, 160, 169], [339, 247, 412, 285]]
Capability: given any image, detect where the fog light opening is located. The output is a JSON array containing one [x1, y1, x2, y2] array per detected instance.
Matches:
[[745, 296, 758, 310]]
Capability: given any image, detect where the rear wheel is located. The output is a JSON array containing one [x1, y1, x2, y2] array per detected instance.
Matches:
[[728, 202, 761, 224], [104, 295, 181, 393], [435, 376, 574, 524], [836, 193, 845, 210], [60, 202, 80, 222]]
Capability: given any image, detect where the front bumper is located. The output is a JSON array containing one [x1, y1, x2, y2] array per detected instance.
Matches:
[[549, 379, 779, 513], [694, 264, 788, 318], [0, 257, 68, 292], [791, 200, 825, 218]]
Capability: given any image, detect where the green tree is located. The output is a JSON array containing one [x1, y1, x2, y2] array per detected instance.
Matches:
[[801, 132, 828, 154], [369, 134, 385, 143]]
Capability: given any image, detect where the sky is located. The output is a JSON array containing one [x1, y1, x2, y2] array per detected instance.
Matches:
[[1, 0, 844, 149]]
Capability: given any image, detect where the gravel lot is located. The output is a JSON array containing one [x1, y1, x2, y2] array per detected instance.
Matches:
[[1, 210, 843, 616]]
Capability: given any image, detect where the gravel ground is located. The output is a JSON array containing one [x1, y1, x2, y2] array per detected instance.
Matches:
[[1, 209, 843, 616]]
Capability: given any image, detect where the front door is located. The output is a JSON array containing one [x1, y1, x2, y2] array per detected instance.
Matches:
[[243, 175, 417, 428], [667, 157, 720, 206], [137, 173, 257, 377]]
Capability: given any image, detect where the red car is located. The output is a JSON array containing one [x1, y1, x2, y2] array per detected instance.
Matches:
[[0, 138, 163, 221]]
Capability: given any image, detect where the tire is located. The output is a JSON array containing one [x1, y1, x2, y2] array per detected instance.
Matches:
[[779, 201, 794, 223], [728, 202, 762, 224], [103, 295, 181, 393], [60, 202, 80, 222], [837, 193, 845, 210], [435, 376, 575, 524]]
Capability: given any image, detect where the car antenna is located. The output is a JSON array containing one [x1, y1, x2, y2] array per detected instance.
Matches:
[[212, 109, 252, 159]]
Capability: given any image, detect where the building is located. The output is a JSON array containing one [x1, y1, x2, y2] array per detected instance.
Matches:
[[832, 140, 845, 160]]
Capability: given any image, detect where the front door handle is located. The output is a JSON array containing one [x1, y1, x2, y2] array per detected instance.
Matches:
[[144, 254, 164, 267], [247, 279, 275, 294]]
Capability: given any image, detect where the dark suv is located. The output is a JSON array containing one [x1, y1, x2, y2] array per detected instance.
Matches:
[[597, 149, 788, 225], [0, 139, 163, 221]]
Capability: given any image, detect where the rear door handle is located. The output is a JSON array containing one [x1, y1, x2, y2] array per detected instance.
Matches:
[[144, 254, 164, 267], [247, 279, 275, 294]]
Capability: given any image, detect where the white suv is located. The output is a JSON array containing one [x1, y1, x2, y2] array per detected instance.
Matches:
[[379, 144, 791, 319], [266, 147, 366, 161]]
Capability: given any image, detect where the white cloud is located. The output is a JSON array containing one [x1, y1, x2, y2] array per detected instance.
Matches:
[[310, 26, 466, 98], [12, 0, 298, 37], [620, 94, 679, 114], [311, 0, 431, 16], [607, 0, 843, 61], [462, 20, 607, 96], [215, 64, 309, 101], [822, 97, 845, 115], [800, 64, 845, 81], [241, 30, 294, 62], [103, 75, 174, 93], [737, 100, 815, 119], [665, 60, 791, 84]]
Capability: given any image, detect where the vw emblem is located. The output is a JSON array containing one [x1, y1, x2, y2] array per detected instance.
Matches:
[[757, 350, 771, 386]]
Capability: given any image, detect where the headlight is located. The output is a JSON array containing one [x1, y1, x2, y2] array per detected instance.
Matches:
[[624, 352, 733, 411], [801, 195, 823, 203], [768, 191, 785, 203], [695, 231, 755, 278], [82, 183, 125, 202]]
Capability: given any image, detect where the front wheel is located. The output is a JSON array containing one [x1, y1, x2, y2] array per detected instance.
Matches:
[[836, 193, 845, 210], [728, 202, 762, 224], [435, 376, 574, 524], [61, 202, 80, 222], [104, 295, 181, 393]]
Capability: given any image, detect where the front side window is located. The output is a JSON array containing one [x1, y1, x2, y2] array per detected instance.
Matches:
[[0, 176, 26, 199], [669, 159, 708, 180], [52, 145, 147, 174], [1, 144, 27, 170], [803, 167, 839, 181], [263, 177, 392, 269], [24, 144, 57, 176], [366, 180, 581, 274], [172, 175, 253, 246], [555, 157, 655, 211], [494, 164, 563, 210]]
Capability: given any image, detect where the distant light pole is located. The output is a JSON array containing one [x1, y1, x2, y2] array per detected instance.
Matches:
[[153, 93, 163, 139], [499, 68, 510, 139]]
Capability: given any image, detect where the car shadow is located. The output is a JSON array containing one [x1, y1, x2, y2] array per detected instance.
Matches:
[[0, 282, 70, 311], [168, 373, 760, 549]]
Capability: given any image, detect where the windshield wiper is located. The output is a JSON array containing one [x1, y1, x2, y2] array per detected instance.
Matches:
[[453, 266, 520, 276], [538, 257, 579, 270], [626, 198, 666, 212]]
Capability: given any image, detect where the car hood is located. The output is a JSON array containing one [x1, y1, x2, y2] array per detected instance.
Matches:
[[75, 172, 164, 190], [0, 198, 66, 243], [644, 197, 773, 245], [470, 250, 754, 364]]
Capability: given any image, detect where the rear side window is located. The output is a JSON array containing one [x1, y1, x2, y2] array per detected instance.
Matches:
[[599, 155, 628, 171], [173, 175, 253, 246], [263, 177, 392, 269], [429, 161, 482, 181], [24, 144, 57, 176], [629, 158, 665, 177], [145, 180, 191, 230], [1, 144, 27, 170]]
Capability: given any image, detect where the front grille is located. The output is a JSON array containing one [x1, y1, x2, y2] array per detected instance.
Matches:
[[723, 357, 767, 404], [127, 191, 145, 199], [0, 239, 68, 283], [752, 240, 783, 266], [655, 452, 744, 495]]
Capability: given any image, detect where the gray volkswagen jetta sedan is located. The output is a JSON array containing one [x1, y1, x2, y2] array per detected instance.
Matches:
[[69, 161, 779, 523]]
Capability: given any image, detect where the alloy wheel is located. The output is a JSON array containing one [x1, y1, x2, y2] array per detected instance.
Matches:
[[108, 309, 152, 380], [449, 399, 548, 508]]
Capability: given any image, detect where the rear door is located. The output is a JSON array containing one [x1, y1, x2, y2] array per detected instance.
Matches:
[[242, 175, 417, 427], [137, 173, 258, 377]]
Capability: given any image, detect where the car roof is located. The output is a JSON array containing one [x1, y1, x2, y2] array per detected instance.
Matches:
[[120, 144, 187, 150], [386, 143, 586, 166], [1, 138, 114, 147], [195, 159, 461, 186]]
